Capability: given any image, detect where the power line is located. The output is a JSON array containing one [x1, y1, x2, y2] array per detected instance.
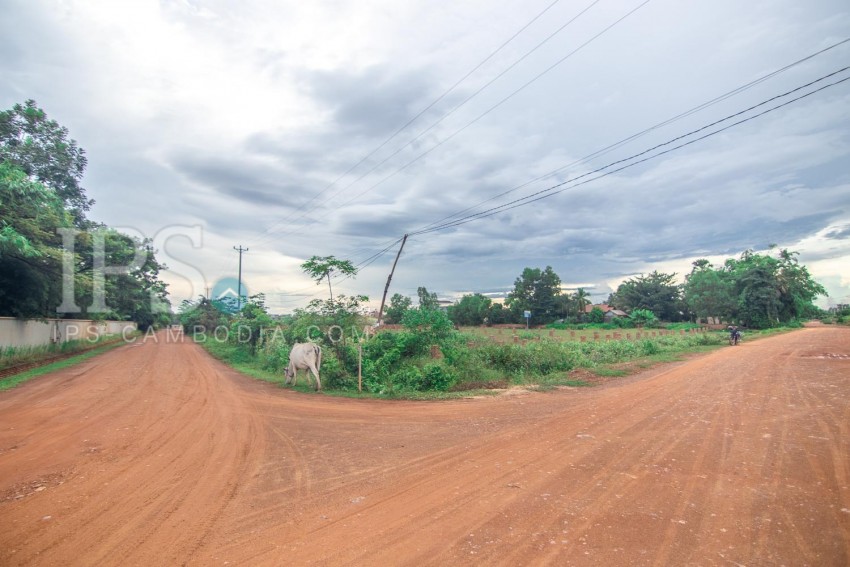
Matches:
[[295, 0, 605, 214], [242, 0, 570, 250], [415, 37, 850, 232], [234, 37, 850, 309], [269, 65, 850, 308], [223, 35, 849, 291], [410, 67, 850, 235], [258, 41, 850, 310], [329, 0, 653, 211]]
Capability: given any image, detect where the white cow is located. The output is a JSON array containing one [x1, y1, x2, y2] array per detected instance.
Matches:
[[284, 343, 322, 391]]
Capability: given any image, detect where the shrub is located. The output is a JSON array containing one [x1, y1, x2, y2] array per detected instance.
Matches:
[[394, 365, 424, 390], [588, 306, 605, 324], [320, 347, 359, 390], [640, 339, 661, 355], [401, 308, 455, 354], [471, 341, 576, 379], [421, 362, 457, 391], [629, 309, 658, 328]]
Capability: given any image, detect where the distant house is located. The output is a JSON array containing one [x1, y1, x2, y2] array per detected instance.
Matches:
[[585, 304, 628, 319], [604, 309, 628, 321]]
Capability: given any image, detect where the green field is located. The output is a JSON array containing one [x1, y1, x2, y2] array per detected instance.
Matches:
[[459, 326, 704, 345]]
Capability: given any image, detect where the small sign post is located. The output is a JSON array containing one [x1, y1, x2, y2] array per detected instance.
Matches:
[[524, 310, 531, 330]]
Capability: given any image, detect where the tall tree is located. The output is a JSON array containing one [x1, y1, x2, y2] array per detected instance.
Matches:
[[301, 255, 357, 302], [0, 162, 69, 317], [721, 249, 826, 328], [448, 293, 492, 326], [384, 293, 412, 324], [417, 286, 439, 311], [775, 249, 827, 321], [89, 229, 170, 328], [506, 266, 562, 324], [572, 287, 591, 318], [610, 271, 684, 321], [727, 251, 782, 328], [0, 100, 91, 225], [683, 260, 735, 321], [0, 101, 172, 326]]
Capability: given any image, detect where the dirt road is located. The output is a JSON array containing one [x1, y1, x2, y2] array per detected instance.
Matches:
[[1, 327, 848, 566]]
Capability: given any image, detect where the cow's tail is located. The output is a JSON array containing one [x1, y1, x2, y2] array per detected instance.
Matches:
[[314, 343, 322, 372]]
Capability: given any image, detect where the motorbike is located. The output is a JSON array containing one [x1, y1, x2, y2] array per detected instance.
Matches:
[[729, 328, 741, 346]]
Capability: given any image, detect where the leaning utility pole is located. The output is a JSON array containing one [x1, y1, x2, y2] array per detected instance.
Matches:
[[233, 245, 249, 311], [376, 234, 408, 326]]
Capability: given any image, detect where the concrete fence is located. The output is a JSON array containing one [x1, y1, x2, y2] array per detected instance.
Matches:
[[0, 317, 137, 348]]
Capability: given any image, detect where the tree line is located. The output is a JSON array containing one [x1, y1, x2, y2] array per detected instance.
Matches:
[[384, 251, 826, 329], [0, 100, 171, 328]]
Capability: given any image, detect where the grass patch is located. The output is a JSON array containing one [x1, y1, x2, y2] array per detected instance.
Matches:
[[592, 367, 629, 377], [0, 334, 128, 371], [0, 339, 129, 391]]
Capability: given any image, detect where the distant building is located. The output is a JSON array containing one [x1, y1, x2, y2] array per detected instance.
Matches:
[[585, 304, 628, 319]]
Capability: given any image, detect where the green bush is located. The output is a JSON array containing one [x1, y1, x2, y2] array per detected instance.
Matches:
[[629, 309, 657, 328], [401, 308, 455, 354], [320, 351, 357, 390], [393, 365, 424, 390], [421, 363, 457, 391], [640, 339, 661, 355]]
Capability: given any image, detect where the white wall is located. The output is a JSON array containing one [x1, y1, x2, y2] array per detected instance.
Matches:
[[0, 317, 137, 348]]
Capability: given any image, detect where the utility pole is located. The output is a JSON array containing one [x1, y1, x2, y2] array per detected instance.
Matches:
[[376, 234, 408, 326], [233, 245, 249, 311]]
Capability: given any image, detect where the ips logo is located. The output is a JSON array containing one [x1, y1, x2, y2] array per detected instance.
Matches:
[[211, 277, 249, 313]]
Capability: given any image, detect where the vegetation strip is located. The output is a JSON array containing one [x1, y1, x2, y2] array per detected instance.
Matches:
[[0, 335, 129, 372], [0, 338, 130, 390], [176, 250, 827, 398]]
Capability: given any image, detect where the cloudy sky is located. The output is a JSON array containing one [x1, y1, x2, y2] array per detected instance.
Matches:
[[2, 0, 849, 313]]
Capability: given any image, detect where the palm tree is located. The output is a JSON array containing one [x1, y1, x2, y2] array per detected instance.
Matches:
[[573, 287, 591, 319]]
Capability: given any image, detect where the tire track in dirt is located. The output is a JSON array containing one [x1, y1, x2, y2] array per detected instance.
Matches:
[[757, 329, 850, 565], [0, 334, 265, 565]]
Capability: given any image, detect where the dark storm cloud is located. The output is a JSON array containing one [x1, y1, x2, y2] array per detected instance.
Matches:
[[243, 129, 368, 177], [333, 212, 412, 240], [303, 66, 444, 138], [169, 153, 310, 209]]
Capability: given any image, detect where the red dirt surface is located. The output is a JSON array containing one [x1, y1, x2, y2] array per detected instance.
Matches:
[[1, 326, 848, 566]]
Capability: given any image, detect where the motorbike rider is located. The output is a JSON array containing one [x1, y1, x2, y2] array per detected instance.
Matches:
[[728, 325, 741, 344]]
